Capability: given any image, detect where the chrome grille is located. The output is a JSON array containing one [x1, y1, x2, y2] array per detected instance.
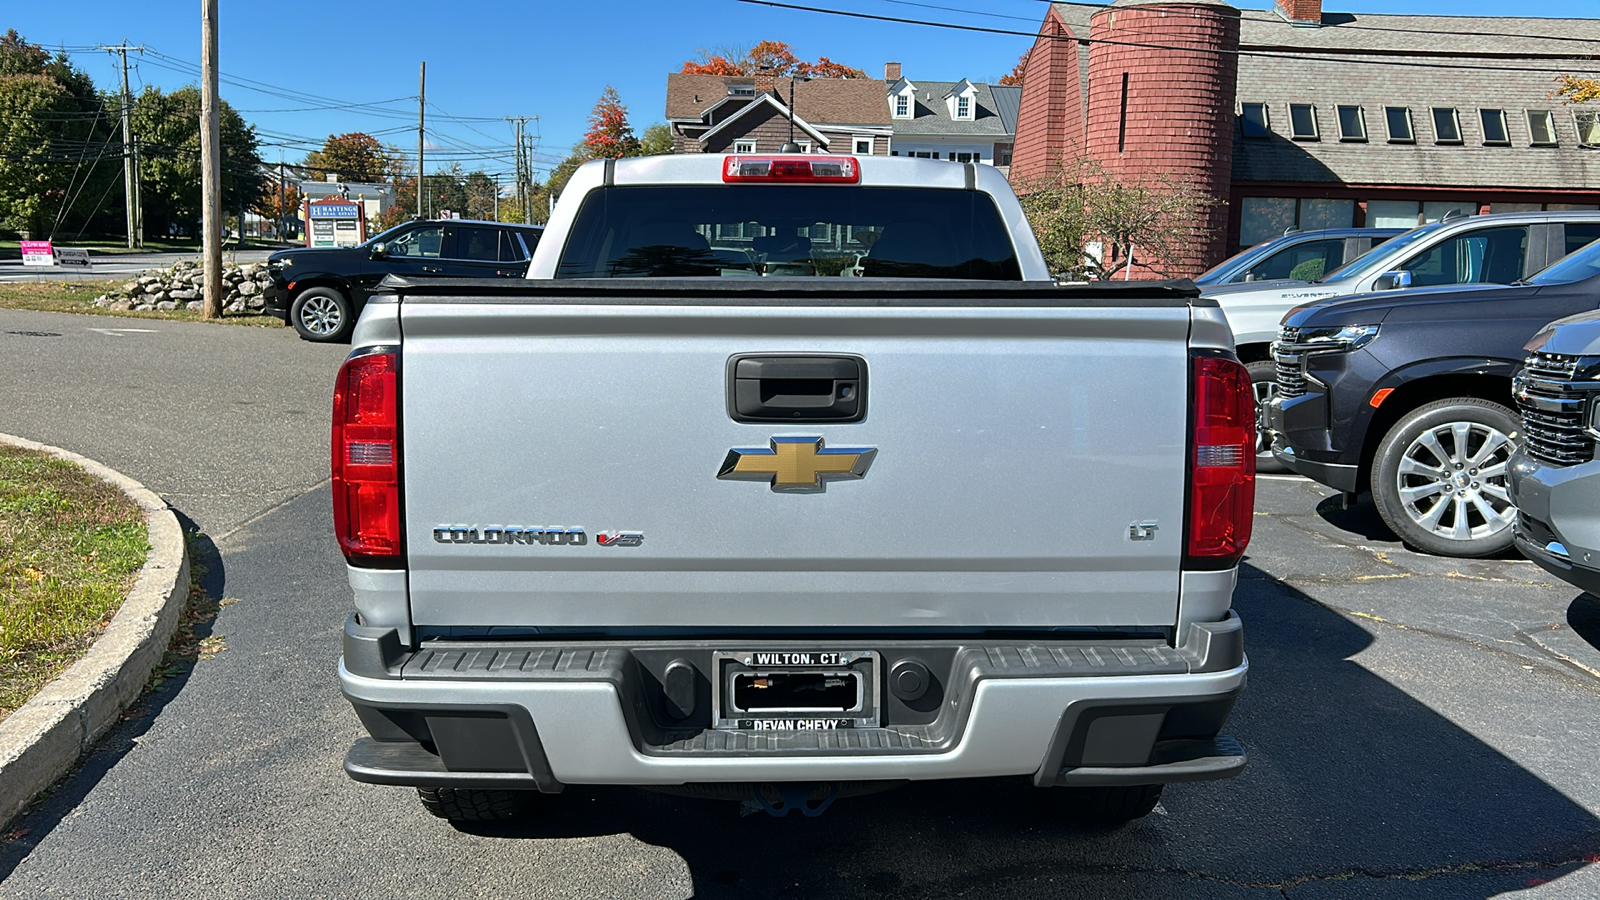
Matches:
[[1525, 351, 1579, 382], [1273, 325, 1306, 399], [1517, 352, 1594, 466]]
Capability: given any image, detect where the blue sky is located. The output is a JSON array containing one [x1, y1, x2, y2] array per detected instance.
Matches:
[[7, 0, 1589, 181]]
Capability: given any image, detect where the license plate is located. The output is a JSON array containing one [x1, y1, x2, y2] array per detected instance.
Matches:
[[711, 650, 880, 731]]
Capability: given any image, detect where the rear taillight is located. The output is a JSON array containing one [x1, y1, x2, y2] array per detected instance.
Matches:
[[1186, 355, 1255, 567], [722, 155, 859, 183], [332, 348, 401, 563]]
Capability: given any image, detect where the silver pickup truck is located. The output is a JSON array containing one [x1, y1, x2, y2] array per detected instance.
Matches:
[[332, 154, 1254, 824]]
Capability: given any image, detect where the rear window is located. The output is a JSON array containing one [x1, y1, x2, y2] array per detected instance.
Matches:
[[554, 185, 1022, 280]]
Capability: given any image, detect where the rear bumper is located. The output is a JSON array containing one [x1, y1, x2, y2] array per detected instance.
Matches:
[[338, 613, 1248, 790]]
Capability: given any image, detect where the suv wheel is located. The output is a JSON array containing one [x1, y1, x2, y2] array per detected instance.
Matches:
[[1371, 398, 1520, 558], [1246, 360, 1285, 474], [290, 287, 353, 342], [416, 787, 535, 822]]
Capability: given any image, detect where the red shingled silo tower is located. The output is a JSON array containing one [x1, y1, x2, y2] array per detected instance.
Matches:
[[1086, 0, 1240, 277]]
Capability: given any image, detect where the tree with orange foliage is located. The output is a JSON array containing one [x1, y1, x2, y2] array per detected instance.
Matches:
[[582, 85, 640, 159], [1556, 74, 1600, 105], [680, 41, 866, 79], [254, 179, 302, 223], [998, 52, 1027, 87]]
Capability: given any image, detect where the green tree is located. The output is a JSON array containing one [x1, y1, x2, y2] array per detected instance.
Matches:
[[527, 141, 590, 223], [131, 85, 264, 235], [0, 75, 76, 235], [1014, 158, 1214, 280], [303, 131, 403, 182], [636, 122, 673, 157], [0, 30, 118, 237], [461, 170, 498, 220]]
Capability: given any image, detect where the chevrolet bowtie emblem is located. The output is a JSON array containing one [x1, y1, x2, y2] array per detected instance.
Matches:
[[718, 436, 877, 493]]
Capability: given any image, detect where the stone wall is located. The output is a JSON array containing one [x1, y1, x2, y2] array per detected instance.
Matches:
[[91, 261, 273, 313]]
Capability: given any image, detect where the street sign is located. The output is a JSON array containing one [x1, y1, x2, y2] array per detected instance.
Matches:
[[20, 240, 53, 267], [55, 248, 92, 269]]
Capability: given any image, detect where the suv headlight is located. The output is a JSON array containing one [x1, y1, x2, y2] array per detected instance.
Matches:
[[1290, 324, 1380, 352]]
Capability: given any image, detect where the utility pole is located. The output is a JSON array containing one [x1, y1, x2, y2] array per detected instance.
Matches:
[[200, 0, 222, 318], [525, 134, 536, 223], [103, 43, 144, 249], [417, 62, 426, 220], [278, 154, 286, 243], [506, 116, 532, 224]]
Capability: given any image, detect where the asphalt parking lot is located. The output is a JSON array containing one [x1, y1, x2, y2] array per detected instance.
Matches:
[[1, 306, 1598, 898]]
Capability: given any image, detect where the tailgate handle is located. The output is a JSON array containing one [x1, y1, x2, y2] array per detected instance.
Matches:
[[729, 355, 866, 423]]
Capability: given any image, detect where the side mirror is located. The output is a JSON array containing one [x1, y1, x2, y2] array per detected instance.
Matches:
[[368, 242, 387, 259], [1374, 270, 1412, 291]]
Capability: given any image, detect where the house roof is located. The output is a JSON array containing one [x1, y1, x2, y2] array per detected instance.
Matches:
[[1044, 3, 1600, 190], [990, 85, 1022, 135], [890, 80, 1017, 137], [666, 73, 890, 126], [696, 93, 833, 147]]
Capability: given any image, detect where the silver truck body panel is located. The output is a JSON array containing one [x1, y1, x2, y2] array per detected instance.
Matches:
[[339, 659, 1247, 783], [398, 301, 1192, 630]]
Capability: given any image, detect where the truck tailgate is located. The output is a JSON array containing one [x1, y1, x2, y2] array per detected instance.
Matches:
[[397, 284, 1194, 631]]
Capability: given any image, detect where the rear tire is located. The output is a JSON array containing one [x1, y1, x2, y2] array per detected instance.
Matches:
[[416, 787, 534, 822], [289, 287, 353, 342], [1370, 398, 1520, 558], [1246, 360, 1286, 474], [1055, 784, 1164, 824]]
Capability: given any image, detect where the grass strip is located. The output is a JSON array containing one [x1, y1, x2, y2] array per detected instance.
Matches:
[[0, 445, 149, 721], [0, 281, 279, 328]]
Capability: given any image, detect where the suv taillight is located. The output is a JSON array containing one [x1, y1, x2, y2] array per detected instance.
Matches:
[[332, 348, 401, 563], [1186, 355, 1255, 567]]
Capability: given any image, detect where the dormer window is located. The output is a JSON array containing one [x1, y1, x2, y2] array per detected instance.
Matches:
[[956, 96, 970, 119], [729, 84, 754, 96], [895, 95, 909, 117]]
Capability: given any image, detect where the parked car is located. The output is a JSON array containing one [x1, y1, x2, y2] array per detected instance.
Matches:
[[1204, 211, 1600, 472], [263, 219, 544, 342], [333, 154, 1253, 825], [1194, 227, 1403, 289], [1510, 304, 1600, 595], [1265, 236, 1600, 558]]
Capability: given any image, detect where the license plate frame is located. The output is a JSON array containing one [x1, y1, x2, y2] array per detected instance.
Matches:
[[710, 649, 880, 731]]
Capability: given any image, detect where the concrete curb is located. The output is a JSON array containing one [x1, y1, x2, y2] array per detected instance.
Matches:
[[0, 433, 190, 830]]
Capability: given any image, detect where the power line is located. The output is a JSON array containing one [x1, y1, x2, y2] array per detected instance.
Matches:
[[738, 0, 1600, 75], [875, 0, 1042, 24], [1006, 0, 1600, 48]]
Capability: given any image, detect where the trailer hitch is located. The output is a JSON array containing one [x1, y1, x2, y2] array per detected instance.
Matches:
[[751, 782, 839, 817]]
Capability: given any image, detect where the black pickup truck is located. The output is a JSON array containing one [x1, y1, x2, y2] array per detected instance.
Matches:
[[1267, 237, 1600, 558], [263, 219, 543, 342]]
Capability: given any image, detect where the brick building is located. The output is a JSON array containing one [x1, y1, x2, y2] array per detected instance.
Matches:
[[1012, 0, 1600, 276]]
